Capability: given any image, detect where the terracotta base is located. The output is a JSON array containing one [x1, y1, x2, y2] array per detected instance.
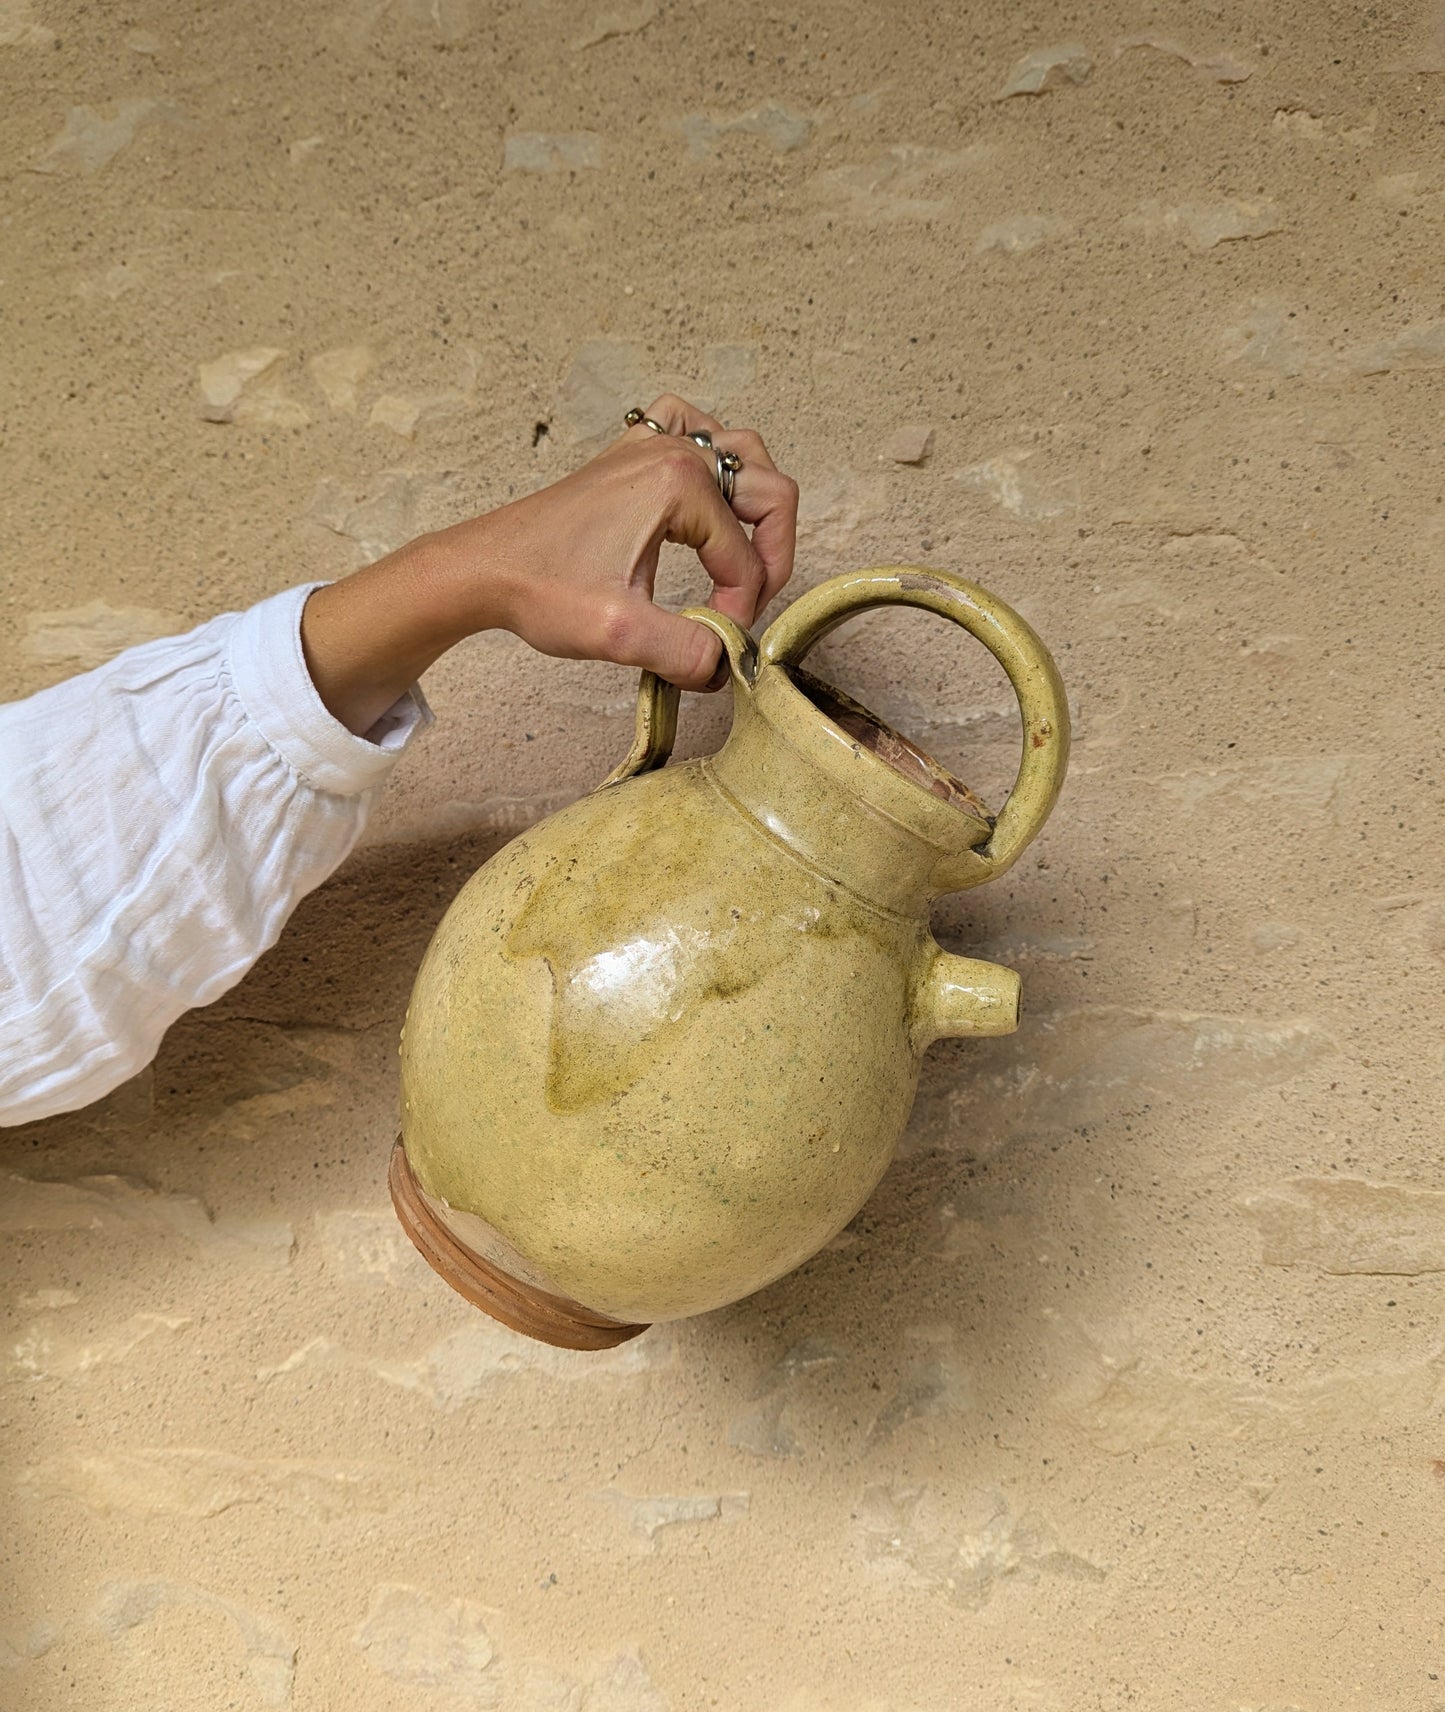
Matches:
[[388, 1138, 650, 1351]]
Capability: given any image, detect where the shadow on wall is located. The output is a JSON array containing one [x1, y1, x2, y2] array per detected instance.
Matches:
[[205, 827, 519, 1034]]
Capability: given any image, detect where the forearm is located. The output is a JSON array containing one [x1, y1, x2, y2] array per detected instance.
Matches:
[[300, 522, 510, 736]]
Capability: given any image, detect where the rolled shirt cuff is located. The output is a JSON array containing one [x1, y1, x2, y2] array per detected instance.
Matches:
[[225, 582, 433, 795]]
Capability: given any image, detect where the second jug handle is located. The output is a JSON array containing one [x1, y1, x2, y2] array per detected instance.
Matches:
[[757, 566, 1070, 882]]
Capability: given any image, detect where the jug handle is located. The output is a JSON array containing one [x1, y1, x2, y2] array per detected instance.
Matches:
[[599, 610, 758, 788], [757, 566, 1070, 882]]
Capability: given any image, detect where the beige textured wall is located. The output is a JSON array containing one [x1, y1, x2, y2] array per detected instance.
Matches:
[[4, 1, 1445, 1707]]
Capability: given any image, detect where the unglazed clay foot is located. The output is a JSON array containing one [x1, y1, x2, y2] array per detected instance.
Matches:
[[388, 1139, 650, 1351]]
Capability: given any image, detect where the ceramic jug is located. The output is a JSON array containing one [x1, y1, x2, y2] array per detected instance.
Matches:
[[390, 566, 1069, 1349]]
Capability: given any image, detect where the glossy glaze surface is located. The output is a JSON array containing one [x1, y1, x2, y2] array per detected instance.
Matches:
[[399, 567, 1069, 1324]]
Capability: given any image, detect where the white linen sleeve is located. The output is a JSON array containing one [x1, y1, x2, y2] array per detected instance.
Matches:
[[0, 582, 432, 1127]]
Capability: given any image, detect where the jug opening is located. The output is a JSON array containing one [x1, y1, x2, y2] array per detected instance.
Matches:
[[786, 666, 995, 824]]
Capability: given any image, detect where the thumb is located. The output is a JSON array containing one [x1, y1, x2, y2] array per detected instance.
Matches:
[[602, 599, 724, 691]]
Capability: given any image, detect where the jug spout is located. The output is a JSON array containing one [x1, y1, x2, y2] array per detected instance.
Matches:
[[912, 949, 1020, 1048]]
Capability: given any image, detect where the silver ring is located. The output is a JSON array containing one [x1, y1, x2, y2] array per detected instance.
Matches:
[[690, 431, 740, 503], [718, 447, 740, 504], [686, 429, 735, 502]]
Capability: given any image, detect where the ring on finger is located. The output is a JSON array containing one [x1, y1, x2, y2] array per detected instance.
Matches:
[[703, 441, 740, 505], [717, 448, 741, 504], [686, 431, 742, 502], [685, 429, 733, 501], [627, 410, 744, 504], [624, 407, 669, 435]]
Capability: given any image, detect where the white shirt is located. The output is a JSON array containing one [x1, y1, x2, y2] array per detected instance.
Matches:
[[0, 583, 430, 1126]]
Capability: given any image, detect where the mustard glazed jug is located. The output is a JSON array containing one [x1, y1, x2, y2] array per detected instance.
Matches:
[[390, 567, 1069, 1348]]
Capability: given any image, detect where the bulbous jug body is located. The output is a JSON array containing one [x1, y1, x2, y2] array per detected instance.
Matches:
[[392, 567, 1070, 1347], [401, 760, 924, 1326]]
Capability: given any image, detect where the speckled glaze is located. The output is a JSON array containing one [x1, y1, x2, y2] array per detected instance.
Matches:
[[396, 567, 1069, 1331]]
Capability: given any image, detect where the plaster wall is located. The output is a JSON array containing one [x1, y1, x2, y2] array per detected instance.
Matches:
[[3, 2, 1444, 1707]]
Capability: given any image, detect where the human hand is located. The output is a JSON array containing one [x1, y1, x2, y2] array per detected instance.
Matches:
[[431, 393, 799, 691], [302, 395, 799, 734]]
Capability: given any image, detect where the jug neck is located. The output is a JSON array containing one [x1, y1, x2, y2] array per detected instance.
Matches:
[[709, 663, 997, 914]]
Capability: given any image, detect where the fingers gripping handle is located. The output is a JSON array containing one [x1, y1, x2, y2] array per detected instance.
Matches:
[[757, 567, 1070, 881], [599, 610, 757, 788]]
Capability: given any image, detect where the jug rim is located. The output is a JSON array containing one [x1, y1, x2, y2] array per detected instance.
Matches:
[[727, 654, 999, 879], [782, 663, 996, 827]]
